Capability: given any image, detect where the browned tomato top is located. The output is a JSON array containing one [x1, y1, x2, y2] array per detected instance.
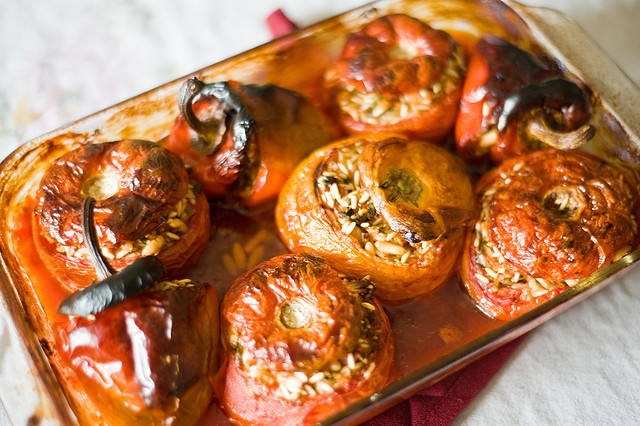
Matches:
[[222, 253, 365, 373], [331, 14, 457, 96], [324, 14, 466, 141], [483, 149, 639, 281], [35, 139, 188, 247], [215, 253, 395, 425]]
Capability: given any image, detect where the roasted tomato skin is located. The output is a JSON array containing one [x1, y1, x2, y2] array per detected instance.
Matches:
[[166, 80, 340, 208], [276, 134, 475, 303], [32, 140, 211, 290], [55, 282, 220, 425], [213, 253, 395, 425], [461, 149, 640, 320], [460, 235, 566, 320], [325, 14, 466, 142]]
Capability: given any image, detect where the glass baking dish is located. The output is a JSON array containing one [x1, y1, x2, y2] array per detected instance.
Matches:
[[0, 0, 639, 424]]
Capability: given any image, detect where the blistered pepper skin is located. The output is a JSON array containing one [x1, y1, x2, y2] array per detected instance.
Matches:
[[56, 282, 220, 425], [166, 79, 340, 209], [455, 36, 592, 164]]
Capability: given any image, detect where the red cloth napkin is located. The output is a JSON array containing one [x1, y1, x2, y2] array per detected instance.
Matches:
[[266, 9, 526, 424], [363, 336, 526, 425], [267, 9, 299, 38]]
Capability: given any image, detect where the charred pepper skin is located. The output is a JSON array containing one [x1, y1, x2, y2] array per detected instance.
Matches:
[[57, 197, 165, 317], [167, 77, 340, 209], [455, 35, 593, 164], [56, 256, 163, 316]]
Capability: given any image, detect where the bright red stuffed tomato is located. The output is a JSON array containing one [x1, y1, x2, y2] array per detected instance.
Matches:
[[461, 149, 640, 320], [213, 253, 395, 425], [324, 14, 466, 142]]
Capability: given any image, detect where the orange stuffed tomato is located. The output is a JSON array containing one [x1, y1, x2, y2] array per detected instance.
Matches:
[[32, 139, 210, 291], [213, 253, 394, 425], [276, 134, 475, 303], [165, 78, 340, 209], [55, 278, 219, 425], [324, 14, 466, 142], [461, 149, 640, 320]]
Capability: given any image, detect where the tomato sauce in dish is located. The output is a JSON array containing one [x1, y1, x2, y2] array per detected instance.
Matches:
[[12, 192, 503, 424], [191, 205, 500, 424], [9, 198, 71, 323]]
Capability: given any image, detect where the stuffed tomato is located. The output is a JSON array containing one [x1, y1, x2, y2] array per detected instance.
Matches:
[[276, 134, 475, 303], [324, 14, 466, 142], [33, 139, 210, 291], [461, 149, 640, 320], [214, 253, 395, 425]]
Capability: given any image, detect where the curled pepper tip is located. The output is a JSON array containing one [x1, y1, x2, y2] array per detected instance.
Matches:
[[178, 78, 205, 114], [177, 78, 255, 157], [493, 77, 594, 152], [496, 77, 592, 131], [527, 113, 596, 150]]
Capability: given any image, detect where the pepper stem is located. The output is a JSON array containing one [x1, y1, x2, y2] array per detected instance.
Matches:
[[177, 77, 255, 156], [58, 199, 166, 316], [178, 77, 207, 135], [82, 197, 117, 281], [496, 77, 592, 135], [526, 111, 596, 150]]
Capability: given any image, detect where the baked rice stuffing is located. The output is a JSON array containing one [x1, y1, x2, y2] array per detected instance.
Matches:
[[471, 164, 636, 301], [54, 182, 199, 261], [334, 45, 466, 125], [315, 141, 439, 265]]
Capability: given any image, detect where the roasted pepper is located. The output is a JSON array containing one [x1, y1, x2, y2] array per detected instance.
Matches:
[[455, 35, 594, 164], [166, 78, 340, 209]]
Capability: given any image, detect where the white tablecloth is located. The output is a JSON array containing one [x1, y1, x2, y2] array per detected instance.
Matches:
[[1, 0, 639, 424]]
